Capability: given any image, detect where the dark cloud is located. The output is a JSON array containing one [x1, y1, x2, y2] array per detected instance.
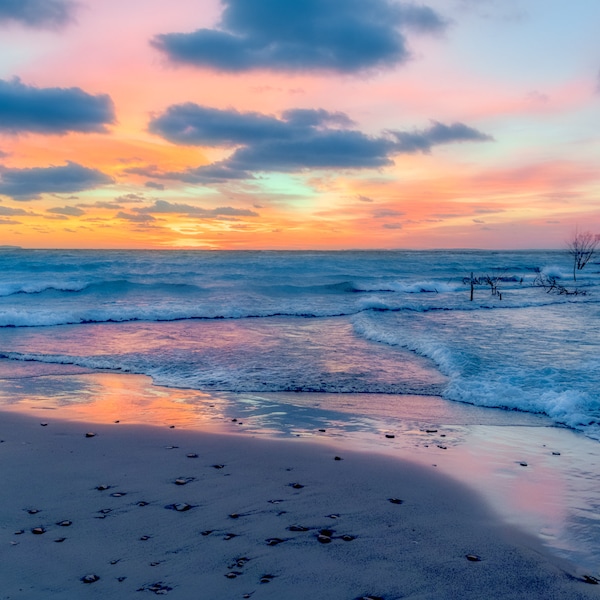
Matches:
[[115, 193, 145, 203], [0, 149, 8, 158], [165, 163, 255, 184], [115, 211, 157, 223], [0, 205, 30, 216], [0, 0, 75, 29], [0, 217, 20, 225], [149, 103, 290, 146], [149, 104, 492, 179], [151, 0, 446, 74], [145, 181, 164, 190], [358, 195, 374, 202], [47, 205, 85, 216], [77, 200, 123, 209], [135, 199, 259, 218], [0, 161, 113, 201], [0, 78, 115, 135], [281, 108, 355, 128], [390, 121, 493, 153], [126, 160, 254, 185], [383, 222, 403, 229]]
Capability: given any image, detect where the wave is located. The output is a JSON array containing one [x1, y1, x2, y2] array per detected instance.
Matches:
[[0, 279, 205, 298], [0, 351, 444, 397], [0, 291, 595, 328], [0, 281, 89, 297], [351, 312, 600, 441]]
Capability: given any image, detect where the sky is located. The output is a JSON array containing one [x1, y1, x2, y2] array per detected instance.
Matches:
[[0, 0, 598, 250]]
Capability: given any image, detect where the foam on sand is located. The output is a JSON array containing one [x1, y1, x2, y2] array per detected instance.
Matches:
[[1, 410, 598, 599]]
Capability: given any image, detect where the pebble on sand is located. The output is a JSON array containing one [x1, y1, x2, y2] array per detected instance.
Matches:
[[317, 531, 333, 544], [388, 498, 403, 505], [81, 574, 100, 584], [466, 554, 482, 562], [85, 432, 96, 438], [31, 527, 45, 535], [266, 537, 285, 546], [166, 503, 193, 512], [174, 477, 193, 485]]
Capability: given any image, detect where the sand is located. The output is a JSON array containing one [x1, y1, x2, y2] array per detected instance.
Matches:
[[1, 407, 599, 600]]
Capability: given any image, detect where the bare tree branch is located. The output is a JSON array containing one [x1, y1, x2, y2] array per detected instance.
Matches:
[[567, 229, 599, 281]]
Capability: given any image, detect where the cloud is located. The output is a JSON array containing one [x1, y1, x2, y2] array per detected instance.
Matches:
[[0, 0, 75, 29], [390, 121, 493, 153], [47, 205, 85, 216], [0, 78, 115, 135], [358, 195, 374, 202], [149, 104, 492, 178], [151, 0, 446, 74], [145, 181, 164, 190], [0, 217, 20, 225], [383, 222, 403, 229], [0, 205, 30, 216], [115, 211, 157, 223], [373, 208, 405, 218], [149, 103, 291, 146], [77, 200, 123, 209], [135, 199, 259, 218], [0, 149, 8, 158], [0, 161, 113, 200], [114, 193, 145, 203]]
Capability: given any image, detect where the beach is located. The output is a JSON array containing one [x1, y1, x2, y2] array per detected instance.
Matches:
[[1, 370, 599, 599], [1, 249, 599, 597]]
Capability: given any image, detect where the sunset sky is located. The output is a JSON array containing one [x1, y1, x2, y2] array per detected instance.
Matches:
[[0, 0, 598, 249]]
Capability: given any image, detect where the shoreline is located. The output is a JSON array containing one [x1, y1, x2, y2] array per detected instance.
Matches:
[[2, 365, 600, 572], [1, 409, 599, 599]]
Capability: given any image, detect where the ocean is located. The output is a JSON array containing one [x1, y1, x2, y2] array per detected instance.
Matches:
[[0, 248, 599, 441]]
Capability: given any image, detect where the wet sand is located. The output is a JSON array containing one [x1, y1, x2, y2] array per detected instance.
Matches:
[[1, 373, 600, 598]]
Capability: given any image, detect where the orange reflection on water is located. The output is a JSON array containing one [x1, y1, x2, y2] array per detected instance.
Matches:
[[0, 372, 230, 433]]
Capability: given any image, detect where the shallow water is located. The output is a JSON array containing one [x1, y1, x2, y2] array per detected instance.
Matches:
[[1, 249, 599, 438]]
